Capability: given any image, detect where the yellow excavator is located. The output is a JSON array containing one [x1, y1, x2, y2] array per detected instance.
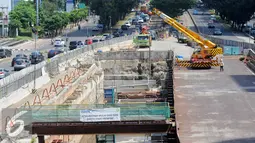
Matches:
[[152, 8, 223, 68]]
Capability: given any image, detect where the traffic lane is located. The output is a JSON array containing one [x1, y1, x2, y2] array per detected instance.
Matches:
[[193, 14, 243, 40], [181, 12, 197, 32], [0, 18, 99, 75], [191, 9, 247, 42], [0, 29, 135, 74]]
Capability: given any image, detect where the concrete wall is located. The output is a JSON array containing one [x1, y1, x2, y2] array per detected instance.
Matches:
[[0, 35, 133, 110], [0, 67, 50, 109], [96, 51, 174, 61]]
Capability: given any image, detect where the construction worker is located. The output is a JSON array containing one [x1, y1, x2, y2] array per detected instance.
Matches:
[[220, 59, 224, 72]]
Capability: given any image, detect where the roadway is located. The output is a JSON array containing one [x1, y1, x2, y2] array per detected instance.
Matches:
[[138, 32, 255, 142], [0, 16, 135, 75], [190, 8, 253, 43], [175, 59, 255, 143]]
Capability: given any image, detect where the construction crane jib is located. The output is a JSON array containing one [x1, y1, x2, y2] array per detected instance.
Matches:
[[152, 8, 223, 68], [154, 9, 204, 46]]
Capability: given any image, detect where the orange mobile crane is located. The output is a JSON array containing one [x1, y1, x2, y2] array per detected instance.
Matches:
[[152, 8, 223, 68]]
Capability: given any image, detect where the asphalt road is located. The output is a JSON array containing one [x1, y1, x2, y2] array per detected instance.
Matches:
[[147, 27, 255, 142], [190, 8, 252, 43], [0, 15, 135, 75], [175, 59, 255, 143]]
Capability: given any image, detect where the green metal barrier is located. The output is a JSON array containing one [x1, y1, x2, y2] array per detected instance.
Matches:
[[17, 103, 171, 122]]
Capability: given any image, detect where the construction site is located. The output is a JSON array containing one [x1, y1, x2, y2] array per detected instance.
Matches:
[[1, 3, 255, 143]]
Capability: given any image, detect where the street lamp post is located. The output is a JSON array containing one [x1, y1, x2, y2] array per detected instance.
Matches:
[[32, 0, 39, 94]]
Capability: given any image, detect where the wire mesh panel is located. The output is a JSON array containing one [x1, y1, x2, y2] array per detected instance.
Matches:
[[18, 103, 171, 122]]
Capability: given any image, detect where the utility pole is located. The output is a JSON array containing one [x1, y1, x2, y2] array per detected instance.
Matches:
[[0, 6, 8, 37], [32, 0, 39, 94]]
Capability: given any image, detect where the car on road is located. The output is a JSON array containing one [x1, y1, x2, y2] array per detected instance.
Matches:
[[121, 25, 128, 30], [137, 18, 144, 23], [77, 41, 86, 48], [69, 41, 78, 50], [11, 54, 28, 67], [103, 33, 113, 40], [125, 22, 131, 27], [208, 22, 215, 28], [210, 17, 217, 22], [92, 38, 100, 43], [85, 39, 93, 45], [193, 10, 198, 15], [30, 51, 44, 64], [97, 24, 104, 29], [213, 28, 222, 35], [54, 38, 65, 47], [14, 59, 31, 71], [0, 68, 10, 79], [0, 48, 12, 58], [47, 49, 63, 58], [92, 27, 100, 31], [100, 36, 106, 41]]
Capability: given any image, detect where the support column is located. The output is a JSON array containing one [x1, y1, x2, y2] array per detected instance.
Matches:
[[38, 135, 45, 143]]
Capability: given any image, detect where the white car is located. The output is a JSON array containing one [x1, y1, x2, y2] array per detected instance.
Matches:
[[137, 18, 144, 23], [54, 38, 65, 47], [125, 22, 131, 27]]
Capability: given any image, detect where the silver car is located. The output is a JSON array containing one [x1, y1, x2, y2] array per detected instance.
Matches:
[[14, 59, 31, 71], [0, 68, 10, 79]]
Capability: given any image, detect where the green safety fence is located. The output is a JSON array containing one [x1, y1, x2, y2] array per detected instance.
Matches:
[[16, 103, 171, 123]]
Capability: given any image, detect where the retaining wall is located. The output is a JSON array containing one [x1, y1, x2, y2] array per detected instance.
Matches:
[[0, 35, 134, 109], [96, 51, 174, 61]]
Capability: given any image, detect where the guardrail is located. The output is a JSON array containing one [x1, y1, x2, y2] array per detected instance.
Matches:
[[0, 35, 134, 100]]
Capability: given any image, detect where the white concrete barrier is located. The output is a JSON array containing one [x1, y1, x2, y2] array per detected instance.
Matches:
[[0, 67, 50, 109]]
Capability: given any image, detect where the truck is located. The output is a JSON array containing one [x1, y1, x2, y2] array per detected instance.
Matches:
[[133, 34, 152, 48], [152, 8, 223, 69], [133, 25, 152, 48]]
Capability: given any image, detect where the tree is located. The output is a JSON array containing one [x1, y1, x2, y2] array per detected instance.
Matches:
[[9, 1, 36, 29], [202, 0, 255, 30], [150, 0, 196, 17], [44, 12, 70, 36], [90, 0, 138, 30]]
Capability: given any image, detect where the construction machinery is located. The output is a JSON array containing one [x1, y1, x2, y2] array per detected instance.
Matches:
[[152, 8, 223, 68], [133, 25, 152, 48]]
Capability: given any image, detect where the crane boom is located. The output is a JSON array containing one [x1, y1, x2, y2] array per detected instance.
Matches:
[[152, 8, 223, 69], [152, 8, 217, 49]]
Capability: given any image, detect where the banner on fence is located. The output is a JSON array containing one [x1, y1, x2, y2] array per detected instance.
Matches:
[[80, 108, 121, 122]]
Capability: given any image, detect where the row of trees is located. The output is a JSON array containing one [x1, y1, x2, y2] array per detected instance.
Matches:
[[9, 0, 88, 37], [202, 0, 255, 29], [90, 0, 197, 30], [90, 0, 139, 30], [150, 0, 196, 18]]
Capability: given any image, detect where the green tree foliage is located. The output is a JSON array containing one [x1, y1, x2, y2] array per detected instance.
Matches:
[[9, 1, 36, 29], [202, 0, 255, 29], [150, 0, 196, 17], [90, 0, 138, 30], [69, 8, 88, 24], [9, 0, 88, 37]]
